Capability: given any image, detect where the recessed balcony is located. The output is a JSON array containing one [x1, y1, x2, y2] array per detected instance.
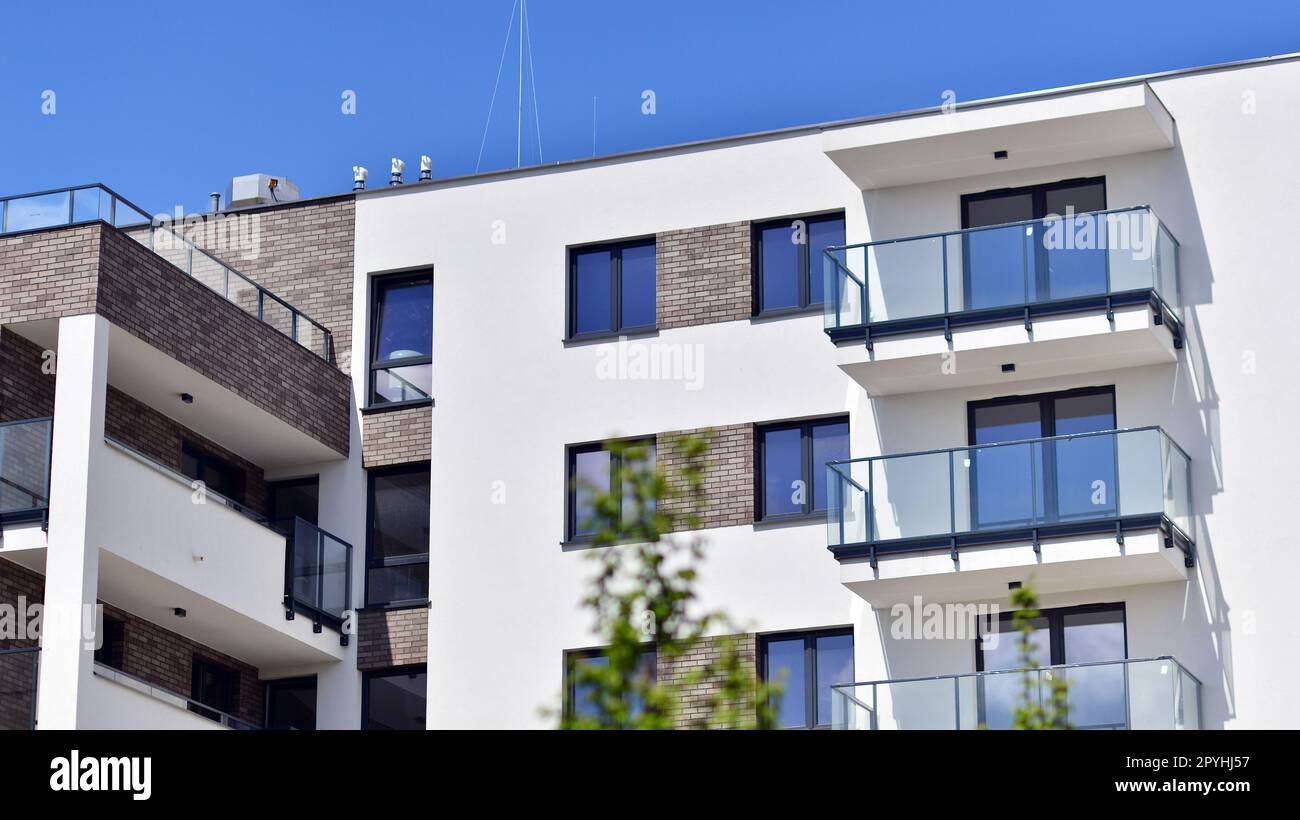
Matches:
[[826, 427, 1194, 606], [830, 656, 1201, 730], [0, 417, 52, 543], [822, 207, 1183, 395]]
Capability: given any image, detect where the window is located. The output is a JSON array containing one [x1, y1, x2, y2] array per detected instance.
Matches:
[[267, 476, 319, 537], [180, 443, 246, 503], [961, 178, 1107, 307], [565, 439, 655, 541], [565, 647, 656, 725], [976, 603, 1126, 729], [369, 271, 433, 407], [754, 212, 845, 315], [93, 616, 125, 671], [756, 417, 848, 520], [363, 665, 427, 730], [968, 386, 1116, 530], [265, 676, 317, 731], [366, 464, 430, 606], [759, 628, 854, 729], [567, 239, 656, 339], [190, 657, 240, 722]]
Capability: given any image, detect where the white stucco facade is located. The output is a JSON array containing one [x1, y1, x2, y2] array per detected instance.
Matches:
[[348, 55, 1300, 729]]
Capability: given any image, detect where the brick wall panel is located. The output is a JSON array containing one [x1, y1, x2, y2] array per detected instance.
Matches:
[[657, 423, 754, 530], [362, 406, 432, 468], [357, 607, 429, 671], [656, 221, 752, 330]]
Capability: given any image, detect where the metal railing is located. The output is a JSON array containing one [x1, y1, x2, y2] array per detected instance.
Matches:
[[0, 184, 333, 362], [284, 517, 353, 638], [0, 417, 53, 524], [826, 426, 1193, 563], [0, 647, 40, 730], [92, 662, 259, 730], [831, 656, 1201, 730], [823, 206, 1182, 346]]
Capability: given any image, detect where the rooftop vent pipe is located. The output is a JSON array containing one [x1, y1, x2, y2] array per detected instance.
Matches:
[[389, 158, 405, 186]]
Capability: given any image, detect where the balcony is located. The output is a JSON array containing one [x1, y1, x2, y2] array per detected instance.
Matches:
[[88, 662, 256, 730], [0, 185, 332, 361], [831, 656, 1200, 730], [827, 428, 1194, 605], [0, 647, 39, 730], [0, 417, 52, 522], [822, 207, 1182, 395]]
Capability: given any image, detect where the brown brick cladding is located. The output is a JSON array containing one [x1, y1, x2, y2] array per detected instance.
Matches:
[[203, 197, 356, 374], [357, 607, 428, 671], [0, 224, 351, 455], [362, 405, 432, 468], [657, 423, 754, 530], [104, 386, 269, 516], [0, 558, 263, 727], [94, 225, 350, 455], [0, 329, 55, 422], [656, 221, 752, 330], [658, 633, 759, 729]]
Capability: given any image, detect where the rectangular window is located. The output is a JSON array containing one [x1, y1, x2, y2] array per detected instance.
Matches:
[[190, 657, 240, 721], [756, 416, 848, 520], [567, 239, 656, 339], [369, 271, 433, 407], [961, 177, 1107, 307], [267, 476, 319, 537], [93, 616, 125, 671], [564, 646, 656, 725], [363, 665, 427, 730], [180, 443, 246, 503], [976, 602, 1126, 729], [759, 628, 854, 729], [366, 464, 430, 606], [565, 439, 655, 542], [967, 386, 1116, 531], [265, 676, 317, 731], [754, 212, 845, 315]]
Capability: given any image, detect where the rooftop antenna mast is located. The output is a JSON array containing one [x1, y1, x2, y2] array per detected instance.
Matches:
[[477, 0, 544, 173]]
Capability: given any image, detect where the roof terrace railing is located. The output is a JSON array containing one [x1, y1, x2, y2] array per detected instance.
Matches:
[[0, 184, 333, 362]]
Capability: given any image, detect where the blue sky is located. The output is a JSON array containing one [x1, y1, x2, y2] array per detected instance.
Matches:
[[1, 0, 1296, 214]]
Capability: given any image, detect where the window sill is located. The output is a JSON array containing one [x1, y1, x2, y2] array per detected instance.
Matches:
[[753, 512, 826, 530], [751, 305, 824, 323], [358, 599, 431, 612], [362, 398, 434, 415], [563, 326, 659, 346]]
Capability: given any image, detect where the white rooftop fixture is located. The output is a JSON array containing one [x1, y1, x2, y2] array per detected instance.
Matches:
[[390, 158, 405, 186], [353, 166, 369, 191], [225, 174, 300, 209]]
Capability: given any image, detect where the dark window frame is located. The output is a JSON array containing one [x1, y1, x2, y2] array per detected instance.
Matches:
[[563, 645, 658, 724], [565, 237, 657, 341], [757, 626, 854, 730], [364, 461, 431, 608], [975, 601, 1128, 671], [267, 475, 319, 536], [752, 211, 846, 317], [361, 664, 428, 730], [966, 385, 1116, 531], [180, 441, 246, 504], [754, 415, 849, 522], [367, 269, 434, 410], [564, 437, 656, 543], [264, 674, 318, 731], [93, 615, 126, 671], [960, 177, 1107, 307], [190, 656, 240, 721]]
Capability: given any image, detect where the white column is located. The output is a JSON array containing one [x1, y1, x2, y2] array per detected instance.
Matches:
[[310, 415, 366, 728], [36, 314, 109, 729]]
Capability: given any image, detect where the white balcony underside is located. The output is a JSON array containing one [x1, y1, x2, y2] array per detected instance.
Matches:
[[823, 83, 1175, 189], [834, 303, 1175, 395], [840, 529, 1188, 608]]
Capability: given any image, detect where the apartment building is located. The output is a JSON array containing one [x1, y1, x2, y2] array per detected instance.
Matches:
[[1, 53, 1296, 730]]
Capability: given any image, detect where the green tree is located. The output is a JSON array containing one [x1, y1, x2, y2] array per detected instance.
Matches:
[[1009, 583, 1072, 730], [558, 435, 781, 729]]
